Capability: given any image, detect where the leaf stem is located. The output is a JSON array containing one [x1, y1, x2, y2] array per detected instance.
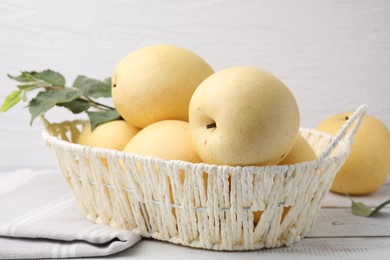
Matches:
[[81, 96, 115, 110], [370, 198, 390, 216], [44, 85, 65, 91]]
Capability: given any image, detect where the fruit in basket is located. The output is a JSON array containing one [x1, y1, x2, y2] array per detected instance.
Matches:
[[123, 120, 202, 163], [253, 207, 290, 225], [279, 133, 317, 165], [111, 45, 214, 128], [123, 120, 205, 208], [189, 67, 300, 166], [77, 120, 140, 151], [317, 113, 390, 195]]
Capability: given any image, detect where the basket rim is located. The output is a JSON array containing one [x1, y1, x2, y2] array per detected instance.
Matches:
[[42, 126, 345, 174]]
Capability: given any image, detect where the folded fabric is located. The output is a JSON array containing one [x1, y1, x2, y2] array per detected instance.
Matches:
[[0, 169, 141, 259]]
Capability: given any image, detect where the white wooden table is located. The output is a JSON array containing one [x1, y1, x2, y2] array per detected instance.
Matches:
[[82, 185, 390, 260]]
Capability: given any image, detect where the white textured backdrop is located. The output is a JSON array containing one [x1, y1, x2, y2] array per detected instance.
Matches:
[[1, 0, 390, 170]]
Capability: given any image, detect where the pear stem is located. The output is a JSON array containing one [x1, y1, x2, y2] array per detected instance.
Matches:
[[207, 122, 217, 129]]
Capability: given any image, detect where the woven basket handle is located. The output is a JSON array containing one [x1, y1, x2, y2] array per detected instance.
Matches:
[[319, 104, 368, 160]]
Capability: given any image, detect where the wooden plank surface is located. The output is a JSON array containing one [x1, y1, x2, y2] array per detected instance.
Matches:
[[72, 207, 390, 260], [309, 208, 390, 237], [103, 237, 390, 260]]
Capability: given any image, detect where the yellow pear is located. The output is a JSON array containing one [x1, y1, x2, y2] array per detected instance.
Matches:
[[123, 120, 202, 163], [76, 120, 140, 151], [123, 120, 204, 210], [253, 207, 290, 225], [255, 135, 314, 224], [112, 45, 214, 128], [317, 113, 390, 195], [279, 133, 317, 165], [189, 67, 300, 166]]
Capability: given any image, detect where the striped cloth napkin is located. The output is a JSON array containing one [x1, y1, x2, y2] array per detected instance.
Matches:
[[0, 169, 141, 259]]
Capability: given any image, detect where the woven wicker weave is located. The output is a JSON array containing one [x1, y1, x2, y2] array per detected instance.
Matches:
[[42, 105, 367, 251]]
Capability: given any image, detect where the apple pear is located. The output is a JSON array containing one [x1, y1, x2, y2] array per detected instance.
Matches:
[[279, 133, 317, 165], [123, 120, 205, 209], [123, 120, 202, 163], [317, 113, 390, 195], [77, 120, 139, 151], [112, 45, 214, 128], [189, 67, 300, 166]]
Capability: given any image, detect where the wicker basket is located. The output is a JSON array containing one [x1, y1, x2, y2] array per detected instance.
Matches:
[[42, 105, 367, 251]]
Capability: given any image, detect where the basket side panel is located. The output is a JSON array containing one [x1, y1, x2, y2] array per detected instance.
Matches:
[[43, 126, 352, 251]]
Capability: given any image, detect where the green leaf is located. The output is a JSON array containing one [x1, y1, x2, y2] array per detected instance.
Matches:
[[370, 199, 390, 216], [0, 90, 22, 112], [8, 72, 38, 83], [21, 90, 28, 102], [351, 201, 373, 217], [57, 99, 91, 114], [73, 76, 111, 98], [349, 197, 390, 217], [16, 83, 41, 91], [8, 70, 65, 86], [28, 88, 82, 124], [31, 70, 66, 86], [104, 77, 111, 86], [87, 109, 120, 131]]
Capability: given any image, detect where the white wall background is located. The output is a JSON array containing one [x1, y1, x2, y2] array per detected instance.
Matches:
[[1, 0, 390, 171]]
